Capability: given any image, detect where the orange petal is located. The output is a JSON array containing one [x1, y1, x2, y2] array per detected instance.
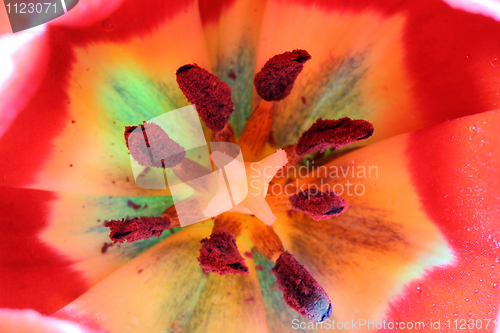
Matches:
[[257, 1, 419, 147]]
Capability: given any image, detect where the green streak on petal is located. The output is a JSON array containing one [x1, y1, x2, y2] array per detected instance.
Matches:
[[154, 236, 208, 331], [273, 53, 369, 147], [83, 195, 174, 259], [100, 68, 188, 127], [95, 68, 194, 173], [253, 251, 305, 332], [214, 40, 255, 137]]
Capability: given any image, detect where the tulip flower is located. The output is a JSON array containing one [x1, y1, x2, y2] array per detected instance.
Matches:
[[0, 0, 499, 332]]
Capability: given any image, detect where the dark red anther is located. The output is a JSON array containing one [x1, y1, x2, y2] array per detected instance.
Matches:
[[104, 216, 171, 244], [176, 64, 234, 132], [290, 189, 348, 221], [197, 230, 248, 276], [124, 122, 185, 168], [254, 49, 311, 101], [272, 251, 332, 322], [295, 117, 374, 156]]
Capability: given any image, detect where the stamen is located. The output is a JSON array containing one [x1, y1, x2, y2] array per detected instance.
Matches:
[[211, 123, 236, 143], [212, 213, 244, 237], [161, 207, 180, 228], [124, 122, 185, 168], [283, 144, 302, 167], [245, 217, 284, 262], [254, 49, 311, 101], [238, 100, 274, 160], [161, 199, 199, 229], [290, 189, 348, 221], [197, 230, 248, 276], [272, 251, 332, 322], [210, 125, 240, 160], [176, 64, 234, 132], [104, 216, 171, 244], [295, 117, 374, 156]]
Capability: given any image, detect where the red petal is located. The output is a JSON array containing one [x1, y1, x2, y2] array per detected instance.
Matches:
[[388, 110, 500, 325], [0, 188, 88, 314]]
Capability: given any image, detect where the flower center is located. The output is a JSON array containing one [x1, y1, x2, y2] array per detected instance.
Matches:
[[104, 49, 374, 323]]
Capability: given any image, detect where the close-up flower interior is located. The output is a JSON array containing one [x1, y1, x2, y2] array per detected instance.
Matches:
[[1, 0, 499, 332]]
